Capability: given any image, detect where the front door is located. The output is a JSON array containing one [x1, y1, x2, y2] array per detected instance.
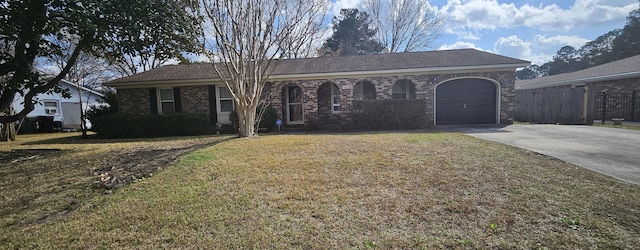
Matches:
[[286, 86, 304, 124]]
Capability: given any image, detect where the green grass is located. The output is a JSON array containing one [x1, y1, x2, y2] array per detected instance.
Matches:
[[1, 132, 639, 249]]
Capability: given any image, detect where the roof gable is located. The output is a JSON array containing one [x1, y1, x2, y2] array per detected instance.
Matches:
[[107, 49, 529, 86], [58, 79, 105, 97]]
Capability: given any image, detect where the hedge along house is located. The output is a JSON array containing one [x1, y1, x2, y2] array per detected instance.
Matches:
[[105, 49, 529, 130], [516, 54, 640, 124]]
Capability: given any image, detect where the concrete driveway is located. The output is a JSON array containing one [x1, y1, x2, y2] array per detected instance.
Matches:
[[461, 124, 640, 185]]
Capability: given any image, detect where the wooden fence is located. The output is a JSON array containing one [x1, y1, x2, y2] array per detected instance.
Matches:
[[515, 86, 587, 124]]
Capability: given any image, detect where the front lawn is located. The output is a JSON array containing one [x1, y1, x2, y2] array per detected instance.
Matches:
[[1, 132, 638, 249]]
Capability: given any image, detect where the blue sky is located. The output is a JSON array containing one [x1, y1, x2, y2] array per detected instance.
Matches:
[[330, 0, 639, 65]]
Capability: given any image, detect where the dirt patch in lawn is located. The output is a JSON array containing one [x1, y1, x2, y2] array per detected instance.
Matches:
[[91, 140, 222, 190], [0, 134, 230, 229]]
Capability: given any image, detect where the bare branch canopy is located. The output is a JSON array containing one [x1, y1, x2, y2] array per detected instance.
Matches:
[[364, 0, 443, 53], [200, 0, 329, 137]]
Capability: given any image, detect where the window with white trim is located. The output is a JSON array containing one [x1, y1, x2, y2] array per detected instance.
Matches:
[[158, 88, 175, 114], [331, 84, 341, 113], [43, 101, 59, 115], [218, 86, 235, 113]]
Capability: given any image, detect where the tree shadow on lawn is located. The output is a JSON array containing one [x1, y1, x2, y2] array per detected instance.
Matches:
[[2, 135, 235, 229], [266, 125, 509, 136], [21, 133, 230, 145]]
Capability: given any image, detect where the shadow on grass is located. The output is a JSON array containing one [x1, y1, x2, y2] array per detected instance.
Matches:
[[2, 135, 237, 230], [22, 133, 235, 145], [266, 125, 509, 136]]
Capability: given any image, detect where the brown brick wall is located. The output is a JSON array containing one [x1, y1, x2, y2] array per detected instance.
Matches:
[[118, 86, 212, 116], [588, 77, 640, 93], [116, 71, 517, 127], [180, 86, 210, 114], [118, 88, 151, 115], [268, 71, 516, 127]]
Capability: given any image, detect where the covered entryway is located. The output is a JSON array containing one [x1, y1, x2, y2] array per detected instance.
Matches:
[[436, 78, 498, 125]]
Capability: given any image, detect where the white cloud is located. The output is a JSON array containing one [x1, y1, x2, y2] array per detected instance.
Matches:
[[494, 35, 531, 58], [532, 34, 590, 50], [493, 34, 591, 65], [330, 0, 364, 17], [438, 41, 486, 51], [440, 0, 637, 38]]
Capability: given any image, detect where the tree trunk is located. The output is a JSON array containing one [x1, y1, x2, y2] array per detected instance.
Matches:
[[81, 112, 88, 137], [236, 104, 257, 137], [1, 104, 17, 141], [1, 122, 16, 141]]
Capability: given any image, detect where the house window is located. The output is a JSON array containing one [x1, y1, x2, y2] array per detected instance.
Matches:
[[43, 101, 58, 115], [392, 79, 416, 99], [218, 86, 235, 113], [353, 81, 376, 100], [158, 88, 175, 114], [331, 84, 340, 113]]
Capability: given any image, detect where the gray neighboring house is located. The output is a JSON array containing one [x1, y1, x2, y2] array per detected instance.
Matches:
[[105, 49, 529, 129], [516, 55, 640, 124], [13, 79, 105, 131]]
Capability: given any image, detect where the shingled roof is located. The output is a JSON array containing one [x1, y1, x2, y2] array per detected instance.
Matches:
[[107, 49, 529, 86], [517, 54, 640, 90]]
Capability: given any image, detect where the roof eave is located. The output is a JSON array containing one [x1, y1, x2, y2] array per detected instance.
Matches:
[[59, 79, 106, 97], [107, 63, 529, 89], [271, 63, 529, 81]]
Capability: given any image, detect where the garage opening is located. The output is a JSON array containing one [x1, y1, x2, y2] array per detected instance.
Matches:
[[436, 78, 498, 125]]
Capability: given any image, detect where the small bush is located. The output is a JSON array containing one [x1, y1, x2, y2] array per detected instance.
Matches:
[[86, 104, 114, 121], [91, 113, 213, 138], [87, 89, 118, 120], [229, 105, 279, 132], [352, 99, 427, 129]]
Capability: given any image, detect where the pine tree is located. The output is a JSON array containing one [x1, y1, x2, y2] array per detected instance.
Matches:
[[319, 9, 385, 56]]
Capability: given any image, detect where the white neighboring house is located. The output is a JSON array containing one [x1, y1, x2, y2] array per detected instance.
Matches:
[[13, 79, 105, 131]]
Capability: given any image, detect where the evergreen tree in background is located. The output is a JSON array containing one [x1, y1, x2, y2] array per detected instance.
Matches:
[[319, 9, 385, 56], [611, 7, 640, 60]]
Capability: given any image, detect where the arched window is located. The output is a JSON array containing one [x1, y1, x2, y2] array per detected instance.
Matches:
[[392, 79, 416, 99], [353, 81, 376, 100]]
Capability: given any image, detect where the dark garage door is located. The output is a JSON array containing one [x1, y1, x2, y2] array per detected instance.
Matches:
[[436, 79, 497, 125]]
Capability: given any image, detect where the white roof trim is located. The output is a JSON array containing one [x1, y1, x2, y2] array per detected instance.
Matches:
[[59, 79, 105, 97]]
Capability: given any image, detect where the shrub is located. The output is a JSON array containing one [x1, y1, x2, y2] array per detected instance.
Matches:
[[229, 105, 279, 132], [352, 99, 427, 129], [87, 89, 118, 120], [86, 103, 113, 121], [91, 113, 213, 138]]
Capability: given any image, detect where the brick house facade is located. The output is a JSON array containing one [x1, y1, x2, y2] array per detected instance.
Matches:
[[108, 49, 529, 130]]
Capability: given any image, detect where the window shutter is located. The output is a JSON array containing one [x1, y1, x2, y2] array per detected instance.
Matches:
[[173, 87, 182, 113], [208, 85, 218, 125], [149, 88, 158, 115]]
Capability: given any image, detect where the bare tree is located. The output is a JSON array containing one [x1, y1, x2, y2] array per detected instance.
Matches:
[[47, 35, 116, 136], [48, 36, 116, 88], [277, 0, 330, 58], [364, 0, 443, 53], [201, 0, 327, 137]]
